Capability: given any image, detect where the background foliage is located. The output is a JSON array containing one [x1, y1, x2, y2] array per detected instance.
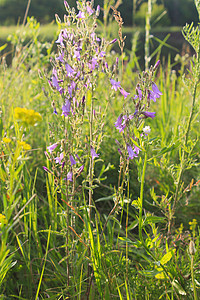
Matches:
[[0, 0, 199, 26]]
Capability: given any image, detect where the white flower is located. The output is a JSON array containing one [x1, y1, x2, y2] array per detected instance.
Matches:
[[143, 126, 151, 134]]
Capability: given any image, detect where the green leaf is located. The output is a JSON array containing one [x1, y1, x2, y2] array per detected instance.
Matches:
[[143, 216, 166, 227], [127, 219, 138, 231], [148, 142, 180, 161], [172, 280, 187, 295], [0, 43, 7, 52], [95, 195, 114, 202], [160, 249, 175, 265]]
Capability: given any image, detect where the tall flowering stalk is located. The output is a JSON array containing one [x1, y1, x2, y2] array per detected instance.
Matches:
[[43, 0, 130, 293], [113, 60, 162, 249]]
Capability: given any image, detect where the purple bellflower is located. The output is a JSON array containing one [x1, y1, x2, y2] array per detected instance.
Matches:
[[55, 30, 65, 47], [43, 166, 51, 173], [66, 171, 73, 181], [119, 88, 130, 99], [56, 51, 65, 63], [133, 144, 141, 155], [62, 99, 71, 116], [152, 82, 162, 97], [114, 114, 126, 132], [65, 63, 74, 77], [55, 152, 64, 164], [91, 146, 99, 160], [78, 164, 84, 174], [69, 154, 77, 166], [87, 5, 94, 15], [127, 144, 138, 159], [110, 79, 121, 91], [47, 143, 57, 153], [77, 11, 85, 19], [53, 108, 58, 115], [149, 83, 162, 102], [134, 86, 143, 100], [142, 111, 156, 119]]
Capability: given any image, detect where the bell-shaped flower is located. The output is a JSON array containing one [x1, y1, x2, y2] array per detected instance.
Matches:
[[47, 143, 58, 153], [55, 152, 64, 164], [65, 63, 74, 77], [127, 144, 138, 159], [119, 88, 130, 99], [91, 146, 99, 160], [142, 111, 156, 119], [77, 11, 85, 19], [62, 99, 71, 117], [110, 79, 121, 91], [87, 5, 94, 15], [66, 171, 73, 182]]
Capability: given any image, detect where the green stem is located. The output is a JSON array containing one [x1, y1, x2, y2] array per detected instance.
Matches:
[[88, 96, 94, 219], [139, 151, 147, 243], [126, 173, 130, 284], [191, 255, 198, 300]]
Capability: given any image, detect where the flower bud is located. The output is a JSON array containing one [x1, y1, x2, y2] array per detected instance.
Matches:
[[154, 60, 160, 70], [96, 5, 100, 17], [189, 240, 196, 256]]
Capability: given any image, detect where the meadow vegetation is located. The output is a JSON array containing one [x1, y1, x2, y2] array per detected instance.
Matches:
[[0, 0, 200, 299]]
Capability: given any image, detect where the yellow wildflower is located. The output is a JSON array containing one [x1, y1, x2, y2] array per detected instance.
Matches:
[[2, 137, 11, 143], [0, 214, 7, 226], [17, 141, 31, 150], [14, 107, 42, 126]]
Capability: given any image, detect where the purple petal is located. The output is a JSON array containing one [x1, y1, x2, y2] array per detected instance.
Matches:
[[142, 111, 156, 119], [127, 144, 138, 159], [69, 154, 77, 166], [62, 99, 71, 117], [110, 79, 121, 91], [90, 146, 99, 160], [67, 171, 73, 181], [152, 82, 162, 97], [119, 88, 130, 99], [87, 5, 94, 15], [77, 11, 85, 19], [47, 143, 57, 153]]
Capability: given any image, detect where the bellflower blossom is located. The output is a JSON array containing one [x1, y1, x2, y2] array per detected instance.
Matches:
[[62, 99, 71, 116], [47, 143, 57, 153], [149, 83, 162, 102], [91, 146, 99, 160], [119, 88, 130, 99], [55, 30, 65, 47], [134, 86, 143, 100], [55, 153, 64, 164], [65, 64, 75, 77], [69, 154, 77, 166], [87, 5, 94, 15], [127, 144, 138, 159], [77, 11, 85, 19], [110, 79, 129, 98], [142, 111, 156, 119], [66, 171, 73, 182], [110, 79, 121, 91]]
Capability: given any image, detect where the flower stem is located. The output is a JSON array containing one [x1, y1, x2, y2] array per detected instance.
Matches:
[[191, 255, 198, 300], [139, 151, 147, 243]]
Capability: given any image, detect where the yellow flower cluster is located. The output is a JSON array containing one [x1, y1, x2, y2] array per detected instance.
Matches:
[[2, 137, 11, 143], [17, 141, 31, 150], [0, 214, 7, 226], [189, 218, 197, 231], [14, 107, 42, 126]]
